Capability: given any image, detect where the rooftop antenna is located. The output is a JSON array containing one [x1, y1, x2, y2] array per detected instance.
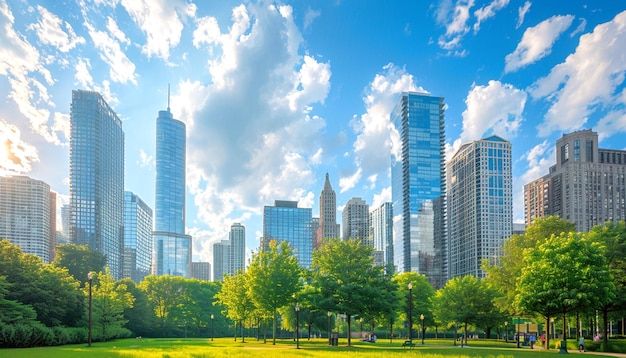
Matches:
[[167, 83, 171, 112]]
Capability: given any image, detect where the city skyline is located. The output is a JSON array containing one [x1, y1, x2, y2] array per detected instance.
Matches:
[[1, 1, 625, 267]]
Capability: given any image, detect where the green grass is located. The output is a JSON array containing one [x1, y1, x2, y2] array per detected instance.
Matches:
[[1, 337, 622, 358]]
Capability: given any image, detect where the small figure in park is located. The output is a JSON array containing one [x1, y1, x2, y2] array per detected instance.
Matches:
[[579, 337, 585, 352], [529, 334, 536, 349]]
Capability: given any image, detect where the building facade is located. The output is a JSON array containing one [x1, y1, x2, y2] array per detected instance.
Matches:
[[229, 223, 246, 274], [70, 90, 124, 278], [342, 197, 370, 244], [153, 100, 192, 277], [191, 262, 211, 281], [212, 239, 230, 281], [524, 129, 626, 231], [447, 135, 513, 279], [0, 176, 56, 263], [370, 202, 393, 271], [391, 92, 446, 287], [263, 200, 312, 268], [123, 191, 153, 283], [316, 173, 339, 249]]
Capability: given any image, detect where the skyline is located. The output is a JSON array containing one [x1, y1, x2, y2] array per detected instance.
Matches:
[[1, 0, 625, 266]]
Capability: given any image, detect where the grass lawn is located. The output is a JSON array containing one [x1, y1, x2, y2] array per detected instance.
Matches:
[[1, 337, 620, 358]]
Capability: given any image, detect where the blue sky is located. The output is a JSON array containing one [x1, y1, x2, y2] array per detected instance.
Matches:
[[1, 0, 625, 266]]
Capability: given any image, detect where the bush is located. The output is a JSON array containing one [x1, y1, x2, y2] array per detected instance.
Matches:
[[51, 326, 88, 346], [0, 322, 54, 348]]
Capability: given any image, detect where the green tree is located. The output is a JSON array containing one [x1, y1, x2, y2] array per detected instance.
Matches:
[[117, 278, 157, 337], [515, 232, 614, 352], [247, 240, 302, 345], [139, 275, 187, 336], [310, 238, 386, 346], [214, 271, 254, 342], [394, 272, 433, 341], [89, 268, 134, 341], [53, 244, 106, 285]]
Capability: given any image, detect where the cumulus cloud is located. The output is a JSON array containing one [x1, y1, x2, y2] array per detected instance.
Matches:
[[473, 0, 509, 33], [179, 3, 332, 244], [371, 186, 392, 210], [448, 80, 526, 159], [436, 0, 474, 51], [29, 6, 85, 52], [529, 10, 626, 137], [505, 14, 574, 73], [303, 6, 321, 31], [138, 149, 154, 169], [516, 1, 531, 29], [84, 20, 138, 85], [0, 120, 39, 175]]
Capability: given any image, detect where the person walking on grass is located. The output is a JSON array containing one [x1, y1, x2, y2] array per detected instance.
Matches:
[[579, 336, 585, 352]]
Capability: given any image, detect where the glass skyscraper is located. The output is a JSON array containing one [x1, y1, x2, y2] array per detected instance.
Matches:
[[391, 92, 446, 287], [370, 202, 393, 271], [447, 135, 512, 279], [229, 223, 246, 274], [153, 100, 192, 277], [263, 200, 312, 268], [70, 90, 125, 279], [123, 191, 153, 283]]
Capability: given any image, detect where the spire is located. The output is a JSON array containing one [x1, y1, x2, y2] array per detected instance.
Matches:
[[167, 83, 171, 112], [323, 172, 333, 190]]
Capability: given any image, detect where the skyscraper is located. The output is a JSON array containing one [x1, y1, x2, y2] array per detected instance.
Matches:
[[370, 202, 393, 271], [524, 129, 626, 231], [0, 175, 56, 263], [70, 90, 124, 279], [153, 93, 192, 277], [342, 197, 370, 244], [212, 239, 230, 281], [191, 262, 211, 281], [316, 173, 339, 249], [229, 223, 246, 274], [123, 191, 153, 283], [263, 200, 312, 268], [391, 92, 446, 287], [447, 135, 512, 279]]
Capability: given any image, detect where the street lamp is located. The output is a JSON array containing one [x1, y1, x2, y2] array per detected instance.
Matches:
[[505, 321, 508, 343], [211, 314, 214, 341], [88, 271, 93, 347], [420, 314, 425, 345], [408, 282, 413, 343], [327, 311, 332, 345], [295, 303, 300, 349], [360, 317, 363, 339]]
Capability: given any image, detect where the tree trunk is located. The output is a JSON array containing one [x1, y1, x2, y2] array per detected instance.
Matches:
[[241, 320, 245, 342], [545, 315, 550, 350], [234, 321, 237, 341], [602, 308, 609, 351], [272, 310, 277, 345], [308, 323, 312, 340], [463, 323, 467, 347], [347, 314, 352, 346]]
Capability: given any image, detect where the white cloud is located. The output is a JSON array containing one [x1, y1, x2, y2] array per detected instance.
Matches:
[[339, 167, 362, 194], [0, 120, 39, 175], [29, 6, 85, 52], [505, 15, 573, 73], [119, 0, 195, 61], [473, 0, 509, 33], [106, 16, 130, 45], [371, 186, 392, 210], [516, 1, 531, 29], [84, 20, 138, 85], [596, 108, 626, 141], [286, 55, 331, 111], [436, 0, 474, 51], [303, 6, 321, 31], [529, 10, 626, 136], [449, 80, 526, 159], [138, 149, 153, 169]]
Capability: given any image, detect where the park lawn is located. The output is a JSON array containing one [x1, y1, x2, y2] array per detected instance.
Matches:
[[0, 337, 619, 358]]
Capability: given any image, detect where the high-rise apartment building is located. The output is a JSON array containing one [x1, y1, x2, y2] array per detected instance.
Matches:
[[316, 173, 339, 249], [0, 176, 56, 263], [229, 223, 246, 274], [524, 129, 626, 231], [153, 96, 192, 277], [123, 191, 153, 283], [191, 262, 211, 281], [70, 90, 124, 279], [263, 200, 312, 268], [447, 135, 513, 279], [342, 197, 370, 244], [370, 202, 393, 271], [391, 92, 446, 287], [212, 239, 230, 281]]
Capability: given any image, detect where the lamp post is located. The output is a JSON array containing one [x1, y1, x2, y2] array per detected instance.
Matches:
[[408, 282, 413, 343], [295, 303, 300, 349], [327, 311, 332, 345], [211, 314, 214, 341], [505, 321, 508, 343], [88, 271, 93, 347], [420, 314, 425, 345], [360, 317, 363, 339]]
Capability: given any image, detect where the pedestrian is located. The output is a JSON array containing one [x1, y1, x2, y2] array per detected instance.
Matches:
[[529, 334, 536, 349], [579, 336, 585, 352]]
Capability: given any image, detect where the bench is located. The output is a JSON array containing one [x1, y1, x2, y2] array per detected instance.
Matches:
[[402, 340, 415, 349]]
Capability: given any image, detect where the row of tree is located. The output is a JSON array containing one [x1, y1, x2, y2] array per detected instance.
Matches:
[[1, 217, 624, 351]]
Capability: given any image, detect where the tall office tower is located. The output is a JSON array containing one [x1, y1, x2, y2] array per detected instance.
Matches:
[[0, 176, 56, 263], [263, 200, 313, 268], [48, 191, 57, 261], [58, 204, 70, 244], [311, 217, 319, 249], [153, 94, 192, 277], [447, 135, 513, 279], [370, 202, 393, 271], [212, 239, 230, 281], [70, 90, 124, 279], [229, 223, 246, 274], [524, 129, 626, 231], [123, 191, 153, 283], [316, 173, 339, 249], [391, 92, 446, 287], [342, 197, 370, 244], [191, 262, 211, 281]]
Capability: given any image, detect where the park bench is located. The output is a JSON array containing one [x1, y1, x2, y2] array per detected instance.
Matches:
[[402, 340, 415, 349]]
